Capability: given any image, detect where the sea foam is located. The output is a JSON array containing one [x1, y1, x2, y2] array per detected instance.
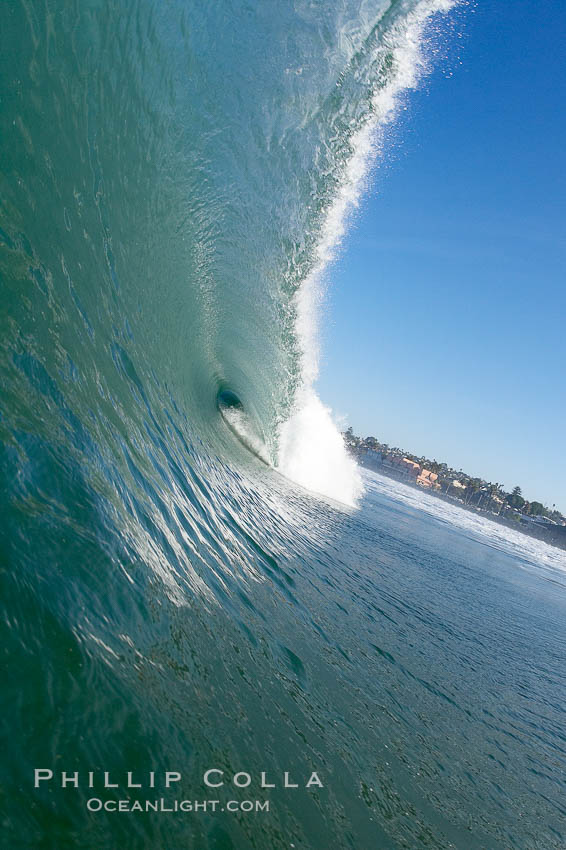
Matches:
[[277, 0, 456, 507]]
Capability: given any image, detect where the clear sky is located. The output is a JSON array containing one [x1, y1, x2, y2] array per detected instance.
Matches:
[[317, 0, 566, 512]]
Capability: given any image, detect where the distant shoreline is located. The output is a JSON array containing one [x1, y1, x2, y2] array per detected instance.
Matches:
[[351, 450, 566, 553]]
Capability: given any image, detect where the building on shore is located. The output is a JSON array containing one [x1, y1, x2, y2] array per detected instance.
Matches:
[[362, 449, 441, 490], [345, 429, 566, 550], [416, 469, 440, 489]]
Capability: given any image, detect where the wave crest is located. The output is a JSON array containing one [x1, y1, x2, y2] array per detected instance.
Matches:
[[276, 0, 456, 506]]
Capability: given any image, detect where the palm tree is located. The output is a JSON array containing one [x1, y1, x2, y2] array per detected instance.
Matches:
[[466, 479, 482, 504], [485, 482, 501, 512]]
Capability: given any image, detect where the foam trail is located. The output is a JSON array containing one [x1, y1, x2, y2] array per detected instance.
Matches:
[[277, 0, 455, 507], [219, 405, 272, 466]]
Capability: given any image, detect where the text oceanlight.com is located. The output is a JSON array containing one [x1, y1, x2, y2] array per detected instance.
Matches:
[[86, 798, 270, 813]]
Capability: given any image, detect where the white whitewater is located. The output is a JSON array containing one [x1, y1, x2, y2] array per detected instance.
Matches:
[[278, 0, 455, 507]]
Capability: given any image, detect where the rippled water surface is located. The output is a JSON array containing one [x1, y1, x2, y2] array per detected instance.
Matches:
[[2, 1, 565, 848]]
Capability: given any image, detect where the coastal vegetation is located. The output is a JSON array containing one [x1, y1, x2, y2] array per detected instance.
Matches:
[[344, 428, 566, 542]]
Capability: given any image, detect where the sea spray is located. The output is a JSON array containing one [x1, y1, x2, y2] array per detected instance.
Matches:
[[277, 0, 456, 506]]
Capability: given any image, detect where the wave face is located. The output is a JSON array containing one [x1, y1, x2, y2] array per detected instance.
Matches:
[[0, 0, 453, 505], [0, 2, 476, 848]]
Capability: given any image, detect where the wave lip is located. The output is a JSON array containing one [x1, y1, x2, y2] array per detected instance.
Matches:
[[277, 0, 456, 508]]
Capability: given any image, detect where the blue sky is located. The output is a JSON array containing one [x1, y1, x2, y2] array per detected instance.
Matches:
[[318, 0, 566, 511]]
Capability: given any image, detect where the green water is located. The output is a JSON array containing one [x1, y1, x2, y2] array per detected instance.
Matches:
[[2, 1, 566, 848]]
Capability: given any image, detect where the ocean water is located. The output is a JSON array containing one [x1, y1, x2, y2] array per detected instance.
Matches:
[[2, 1, 566, 848]]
